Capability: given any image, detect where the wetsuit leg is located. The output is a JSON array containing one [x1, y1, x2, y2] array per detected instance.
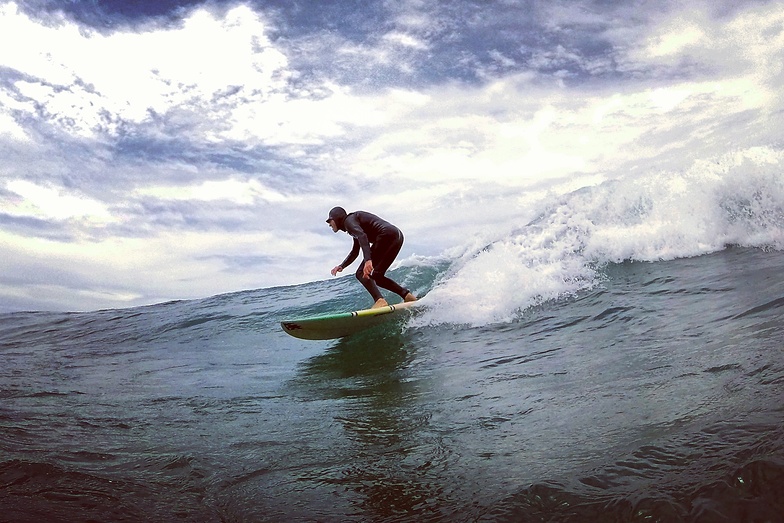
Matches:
[[369, 230, 410, 299], [355, 267, 384, 302]]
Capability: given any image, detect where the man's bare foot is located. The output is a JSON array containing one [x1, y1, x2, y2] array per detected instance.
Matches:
[[371, 298, 389, 309], [403, 292, 417, 302]]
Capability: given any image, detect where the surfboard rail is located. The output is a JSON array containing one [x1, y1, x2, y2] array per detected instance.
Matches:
[[280, 300, 419, 340]]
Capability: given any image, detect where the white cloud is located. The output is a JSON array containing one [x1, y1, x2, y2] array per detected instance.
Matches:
[[0, 111, 28, 141], [621, 2, 784, 86], [1, 3, 291, 138], [647, 21, 706, 58], [0, 224, 337, 311], [4, 179, 114, 223], [345, 64, 773, 190], [135, 178, 289, 205], [219, 82, 391, 145], [382, 31, 428, 50]]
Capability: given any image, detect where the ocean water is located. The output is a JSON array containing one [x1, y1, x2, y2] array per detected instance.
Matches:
[[2, 147, 784, 522]]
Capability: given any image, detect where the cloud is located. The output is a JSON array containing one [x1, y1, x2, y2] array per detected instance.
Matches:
[[647, 20, 706, 58], [1, 3, 290, 140], [4, 179, 114, 222], [0, 110, 29, 141], [135, 178, 289, 205]]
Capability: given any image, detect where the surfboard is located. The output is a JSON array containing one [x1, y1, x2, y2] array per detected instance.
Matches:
[[280, 300, 419, 340]]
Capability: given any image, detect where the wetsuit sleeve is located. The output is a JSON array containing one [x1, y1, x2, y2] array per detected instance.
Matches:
[[343, 214, 373, 263], [341, 238, 360, 268]]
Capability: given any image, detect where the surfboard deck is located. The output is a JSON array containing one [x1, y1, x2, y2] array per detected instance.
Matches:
[[281, 300, 419, 340]]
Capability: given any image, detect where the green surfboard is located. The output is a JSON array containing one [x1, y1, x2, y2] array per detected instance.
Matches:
[[281, 300, 419, 340]]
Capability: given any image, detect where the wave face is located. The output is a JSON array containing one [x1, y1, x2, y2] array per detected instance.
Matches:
[[1, 147, 784, 522]]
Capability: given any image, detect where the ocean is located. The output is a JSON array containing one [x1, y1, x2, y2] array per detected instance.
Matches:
[[2, 147, 784, 522]]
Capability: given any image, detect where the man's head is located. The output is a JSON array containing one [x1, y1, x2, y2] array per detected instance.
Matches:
[[326, 206, 347, 232]]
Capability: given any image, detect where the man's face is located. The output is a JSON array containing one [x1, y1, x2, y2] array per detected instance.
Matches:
[[328, 219, 338, 233]]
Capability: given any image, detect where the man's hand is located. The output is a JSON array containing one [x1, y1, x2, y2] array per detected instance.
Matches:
[[331, 265, 343, 276], [362, 260, 374, 279]]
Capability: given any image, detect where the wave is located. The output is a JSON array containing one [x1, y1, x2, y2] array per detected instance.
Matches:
[[411, 146, 784, 326]]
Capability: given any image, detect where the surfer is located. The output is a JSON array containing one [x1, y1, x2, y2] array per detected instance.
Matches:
[[326, 207, 418, 309]]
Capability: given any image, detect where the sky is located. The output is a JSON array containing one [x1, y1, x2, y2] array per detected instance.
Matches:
[[1, 0, 783, 312]]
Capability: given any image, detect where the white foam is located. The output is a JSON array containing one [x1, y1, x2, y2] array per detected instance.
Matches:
[[414, 146, 784, 326]]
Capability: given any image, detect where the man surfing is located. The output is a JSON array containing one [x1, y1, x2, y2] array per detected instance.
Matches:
[[326, 207, 417, 309]]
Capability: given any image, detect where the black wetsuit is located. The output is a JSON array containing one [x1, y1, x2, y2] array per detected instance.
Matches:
[[339, 211, 410, 302]]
